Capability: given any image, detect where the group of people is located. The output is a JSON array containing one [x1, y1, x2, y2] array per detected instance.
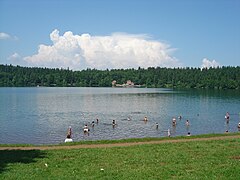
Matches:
[[83, 119, 100, 133], [64, 116, 190, 142], [65, 118, 114, 142], [172, 116, 189, 126], [144, 115, 190, 137], [170, 116, 191, 136], [64, 112, 240, 142], [225, 112, 240, 130]]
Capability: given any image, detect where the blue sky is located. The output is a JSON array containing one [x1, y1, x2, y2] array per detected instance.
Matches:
[[0, 0, 239, 70]]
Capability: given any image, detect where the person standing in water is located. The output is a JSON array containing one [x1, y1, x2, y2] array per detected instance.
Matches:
[[172, 117, 177, 126], [112, 120, 116, 127], [237, 122, 240, 129], [91, 121, 95, 127], [83, 124, 89, 133], [67, 126, 72, 138], [225, 112, 230, 123], [168, 129, 171, 137]]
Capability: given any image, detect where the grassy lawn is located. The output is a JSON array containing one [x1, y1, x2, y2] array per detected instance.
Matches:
[[0, 135, 240, 179]]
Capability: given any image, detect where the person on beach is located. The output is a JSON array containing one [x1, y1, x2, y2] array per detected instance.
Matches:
[[186, 120, 190, 126], [65, 126, 73, 142], [65, 134, 73, 142]]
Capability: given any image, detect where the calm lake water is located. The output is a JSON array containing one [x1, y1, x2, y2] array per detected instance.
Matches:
[[0, 87, 239, 145]]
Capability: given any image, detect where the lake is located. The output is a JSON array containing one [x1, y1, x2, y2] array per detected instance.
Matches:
[[0, 87, 239, 145]]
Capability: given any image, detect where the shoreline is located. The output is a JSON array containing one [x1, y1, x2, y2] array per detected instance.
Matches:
[[0, 133, 239, 151]]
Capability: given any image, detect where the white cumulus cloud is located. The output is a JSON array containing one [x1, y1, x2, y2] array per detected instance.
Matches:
[[201, 58, 220, 69], [24, 29, 181, 70], [0, 32, 11, 40]]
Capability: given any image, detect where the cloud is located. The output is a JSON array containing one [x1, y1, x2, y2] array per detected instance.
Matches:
[[201, 58, 220, 69], [24, 29, 181, 70], [0, 32, 18, 40], [8, 52, 29, 66], [7, 53, 24, 65], [8, 52, 21, 60], [0, 32, 11, 40]]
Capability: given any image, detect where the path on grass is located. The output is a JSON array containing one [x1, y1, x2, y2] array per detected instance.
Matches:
[[0, 135, 239, 151]]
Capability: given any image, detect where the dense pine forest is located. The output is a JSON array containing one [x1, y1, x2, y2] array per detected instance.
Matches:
[[0, 64, 239, 89]]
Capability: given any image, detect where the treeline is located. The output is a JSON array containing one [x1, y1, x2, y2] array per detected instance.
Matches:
[[0, 64, 239, 89]]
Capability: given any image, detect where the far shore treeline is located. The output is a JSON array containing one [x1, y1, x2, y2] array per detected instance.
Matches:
[[0, 64, 239, 89]]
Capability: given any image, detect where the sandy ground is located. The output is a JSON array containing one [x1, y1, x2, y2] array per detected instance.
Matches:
[[0, 134, 239, 151]]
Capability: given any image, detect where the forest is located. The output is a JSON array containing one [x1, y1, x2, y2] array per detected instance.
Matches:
[[0, 64, 239, 89]]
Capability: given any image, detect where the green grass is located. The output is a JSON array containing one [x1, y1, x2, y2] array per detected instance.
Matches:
[[0, 134, 240, 179]]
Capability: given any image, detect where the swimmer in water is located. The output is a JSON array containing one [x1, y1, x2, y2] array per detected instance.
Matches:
[[172, 117, 177, 126]]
